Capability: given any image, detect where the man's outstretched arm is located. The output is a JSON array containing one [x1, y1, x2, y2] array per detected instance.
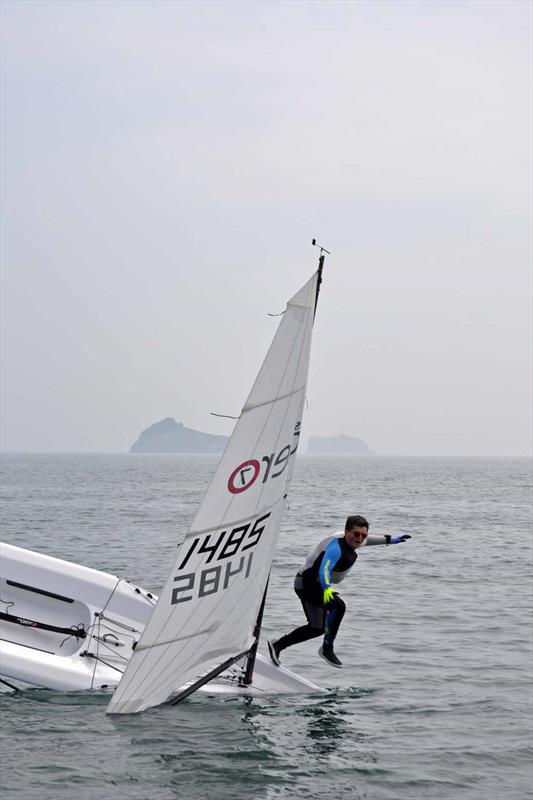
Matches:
[[364, 534, 412, 546]]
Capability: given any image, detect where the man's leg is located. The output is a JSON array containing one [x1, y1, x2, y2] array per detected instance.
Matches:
[[324, 594, 346, 647], [319, 594, 346, 668], [269, 594, 324, 664]]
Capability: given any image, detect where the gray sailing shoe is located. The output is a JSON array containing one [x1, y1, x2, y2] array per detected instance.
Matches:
[[318, 645, 343, 668]]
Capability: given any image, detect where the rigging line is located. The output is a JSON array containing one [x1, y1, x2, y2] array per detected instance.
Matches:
[[90, 637, 131, 663], [100, 578, 124, 615], [94, 625, 135, 647], [59, 624, 87, 648], [82, 651, 125, 675], [94, 623, 139, 641], [88, 612, 101, 691], [210, 413, 239, 420], [88, 577, 123, 691], [96, 614, 142, 633], [85, 629, 133, 664]]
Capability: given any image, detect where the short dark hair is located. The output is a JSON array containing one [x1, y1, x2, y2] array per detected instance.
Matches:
[[345, 515, 369, 531]]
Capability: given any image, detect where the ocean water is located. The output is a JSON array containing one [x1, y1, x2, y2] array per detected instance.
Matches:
[[0, 454, 531, 800]]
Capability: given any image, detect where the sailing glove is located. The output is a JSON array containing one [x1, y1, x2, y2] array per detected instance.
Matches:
[[323, 587, 338, 606], [390, 534, 411, 544]]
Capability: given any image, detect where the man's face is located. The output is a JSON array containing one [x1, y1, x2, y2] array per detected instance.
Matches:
[[345, 526, 368, 549]]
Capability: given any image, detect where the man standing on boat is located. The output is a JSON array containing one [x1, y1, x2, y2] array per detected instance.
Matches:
[[268, 515, 411, 668]]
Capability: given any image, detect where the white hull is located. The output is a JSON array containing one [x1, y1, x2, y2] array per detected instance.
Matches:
[[0, 543, 323, 698]]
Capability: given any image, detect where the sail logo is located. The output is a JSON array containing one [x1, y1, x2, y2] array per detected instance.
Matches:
[[227, 422, 301, 494], [228, 459, 260, 494]]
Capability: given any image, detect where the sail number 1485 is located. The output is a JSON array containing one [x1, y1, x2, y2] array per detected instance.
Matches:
[[170, 512, 271, 605]]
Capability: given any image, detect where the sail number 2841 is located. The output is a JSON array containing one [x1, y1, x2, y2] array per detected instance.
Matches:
[[170, 512, 271, 605]]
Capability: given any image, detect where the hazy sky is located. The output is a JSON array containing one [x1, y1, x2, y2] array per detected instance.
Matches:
[[1, 0, 531, 456]]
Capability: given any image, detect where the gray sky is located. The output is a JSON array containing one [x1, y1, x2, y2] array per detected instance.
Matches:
[[1, 0, 531, 456]]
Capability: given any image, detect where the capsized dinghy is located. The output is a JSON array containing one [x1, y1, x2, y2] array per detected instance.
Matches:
[[0, 542, 320, 696]]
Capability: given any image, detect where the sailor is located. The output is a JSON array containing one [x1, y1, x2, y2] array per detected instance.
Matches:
[[267, 515, 411, 668]]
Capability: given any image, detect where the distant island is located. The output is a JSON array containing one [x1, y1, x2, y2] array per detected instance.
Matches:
[[130, 418, 228, 454], [130, 419, 373, 457], [307, 434, 374, 455]]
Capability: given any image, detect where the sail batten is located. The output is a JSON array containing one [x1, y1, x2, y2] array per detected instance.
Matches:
[[242, 384, 305, 413], [133, 623, 220, 652], [107, 271, 320, 714], [183, 499, 281, 539]]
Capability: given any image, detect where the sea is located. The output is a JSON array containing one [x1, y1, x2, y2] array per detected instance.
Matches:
[[0, 453, 531, 800]]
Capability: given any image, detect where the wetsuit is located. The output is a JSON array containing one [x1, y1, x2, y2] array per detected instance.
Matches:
[[275, 532, 391, 654]]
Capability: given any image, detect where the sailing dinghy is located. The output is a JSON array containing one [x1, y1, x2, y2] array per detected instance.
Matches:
[[0, 253, 327, 709]]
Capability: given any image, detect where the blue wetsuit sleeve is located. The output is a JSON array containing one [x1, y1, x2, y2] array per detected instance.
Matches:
[[318, 539, 342, 590]]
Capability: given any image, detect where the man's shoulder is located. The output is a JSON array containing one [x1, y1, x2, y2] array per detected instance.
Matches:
[[321, 533, 344, 551]]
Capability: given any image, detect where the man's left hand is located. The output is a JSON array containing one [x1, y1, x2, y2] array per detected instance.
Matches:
[[391, 534, 411, 544]]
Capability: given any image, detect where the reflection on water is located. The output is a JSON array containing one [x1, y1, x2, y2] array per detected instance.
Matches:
[[302, 699, 351, 756]]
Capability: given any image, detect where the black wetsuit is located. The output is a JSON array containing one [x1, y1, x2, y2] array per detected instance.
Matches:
[[275, 532, 390, 653]]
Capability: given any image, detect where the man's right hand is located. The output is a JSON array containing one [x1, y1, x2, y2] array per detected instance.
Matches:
[[323, 587, 338, 606]]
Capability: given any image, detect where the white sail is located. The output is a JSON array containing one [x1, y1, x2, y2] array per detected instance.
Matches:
[[107, 271, 320, 714]]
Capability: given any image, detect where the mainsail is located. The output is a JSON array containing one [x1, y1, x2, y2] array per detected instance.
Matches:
[[107, 269, 321, 714]]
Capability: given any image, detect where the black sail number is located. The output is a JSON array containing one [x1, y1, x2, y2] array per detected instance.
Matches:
[[171, 513, 270, 605]]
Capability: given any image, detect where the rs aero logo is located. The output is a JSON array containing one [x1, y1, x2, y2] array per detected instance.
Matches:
[[228, 422, 301, 494]]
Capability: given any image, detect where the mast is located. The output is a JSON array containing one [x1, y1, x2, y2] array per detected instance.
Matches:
[[312, 237, 330, 318], [241, 239, 329, 686]]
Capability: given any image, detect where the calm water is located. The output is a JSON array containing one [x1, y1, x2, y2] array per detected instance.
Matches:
[[0, 454, 532, 800]]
